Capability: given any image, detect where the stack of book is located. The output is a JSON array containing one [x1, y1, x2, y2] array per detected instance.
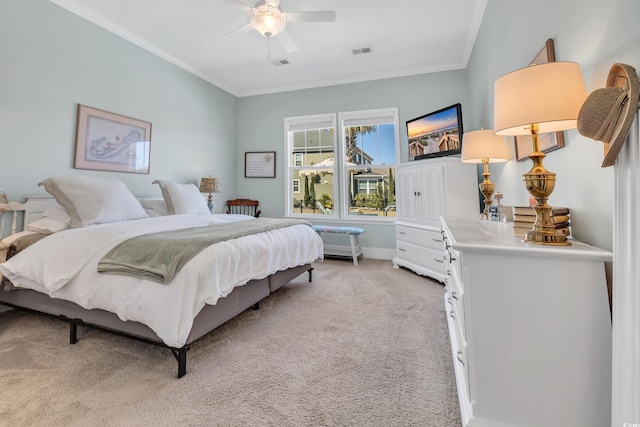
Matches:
[[512, 206, 571, 238]]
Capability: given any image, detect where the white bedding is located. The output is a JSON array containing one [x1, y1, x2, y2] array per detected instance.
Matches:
[[0, 214, 324, 347]]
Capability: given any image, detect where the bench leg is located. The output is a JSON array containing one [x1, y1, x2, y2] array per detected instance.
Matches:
[[350, 234, 359, 266]]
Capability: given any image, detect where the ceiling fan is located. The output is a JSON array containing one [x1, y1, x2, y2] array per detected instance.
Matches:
[[221, 0, 336, 53]]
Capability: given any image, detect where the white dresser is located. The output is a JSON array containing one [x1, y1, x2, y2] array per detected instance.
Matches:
[[393, 158, 478, 282], [441, 218, 612, 427]]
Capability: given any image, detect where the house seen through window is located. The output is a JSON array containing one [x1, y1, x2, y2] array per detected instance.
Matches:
[[285, 108, 399, 220]]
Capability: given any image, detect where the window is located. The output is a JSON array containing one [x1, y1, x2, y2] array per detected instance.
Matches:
[[286, 113, 336, 216], [285, 108, 399, 220], [339, 108, 399, 219]]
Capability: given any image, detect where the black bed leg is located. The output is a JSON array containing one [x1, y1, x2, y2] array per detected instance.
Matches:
[[308, 267, 314, 282], [252, 302, 260, 310], [69, 323, 78, 344], [177, 350, 187, 378], [171, 345, 189, 378]]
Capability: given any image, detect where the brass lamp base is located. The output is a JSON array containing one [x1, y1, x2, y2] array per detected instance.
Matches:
[[479, 159, 495, 219], [522, 125, 570, 246]]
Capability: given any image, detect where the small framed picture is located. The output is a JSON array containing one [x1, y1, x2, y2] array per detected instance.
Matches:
[[245, 151, 276, 178], [74, 104, 152, 174]]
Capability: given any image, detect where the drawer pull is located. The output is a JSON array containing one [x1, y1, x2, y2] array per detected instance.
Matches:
[[398, 248, 406, 252], [457, 350, 465, 366], [451, 291, 458, 300], [448, 253, 456, 262], [447, 269, 452, 276], [432, 238, 443, 243], [398, 231, 406, 235], [434, 258, 444, 263], [449, 310, 455, 320]]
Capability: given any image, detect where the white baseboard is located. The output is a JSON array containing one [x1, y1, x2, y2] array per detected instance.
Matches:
[[323, 244, 394, 261]]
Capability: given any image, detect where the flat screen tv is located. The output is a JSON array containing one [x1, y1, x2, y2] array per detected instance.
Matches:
[[406, 103, 463, 161]]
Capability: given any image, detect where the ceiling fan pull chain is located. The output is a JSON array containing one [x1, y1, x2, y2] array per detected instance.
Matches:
[[267, 36, 271, 61]]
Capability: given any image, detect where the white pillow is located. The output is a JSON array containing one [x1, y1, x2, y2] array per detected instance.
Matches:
[[139, 199, 169, 217], [38, 176, 148, 228], [41, 205, 71, 223], [28, 217, 69, 234], [152, 180, 211, 215]]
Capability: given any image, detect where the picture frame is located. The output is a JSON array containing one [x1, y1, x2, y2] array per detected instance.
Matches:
[[74, 104, 152, 174], [245, 151, 276, 178], [514, 38, 566, 162]]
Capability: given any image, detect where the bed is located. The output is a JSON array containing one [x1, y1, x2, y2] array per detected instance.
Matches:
[[0, 176, 324, 378]]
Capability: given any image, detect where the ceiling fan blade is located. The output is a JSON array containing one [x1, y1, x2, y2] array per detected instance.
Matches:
[[277, 30, 298, 53], [218, 0, 254, 12], [285, 11, 336, 22], [222, 21, 252, 36]]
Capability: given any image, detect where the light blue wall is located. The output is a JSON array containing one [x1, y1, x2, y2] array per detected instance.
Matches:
[[236, 70, 470, 252], [0, 0, 237, 214]]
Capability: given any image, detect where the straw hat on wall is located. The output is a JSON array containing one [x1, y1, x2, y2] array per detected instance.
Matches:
[[577, 63, 640, 167]]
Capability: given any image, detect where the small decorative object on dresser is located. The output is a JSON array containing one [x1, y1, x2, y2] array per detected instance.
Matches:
[[392, 157, 479, 282]]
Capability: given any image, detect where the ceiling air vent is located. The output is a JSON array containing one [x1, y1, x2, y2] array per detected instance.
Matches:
[[352, 47, 372, 55], [271, 59, 290, 66]]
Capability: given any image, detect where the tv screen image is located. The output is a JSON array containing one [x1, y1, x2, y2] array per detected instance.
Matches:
[[406, 103, 463, 160]]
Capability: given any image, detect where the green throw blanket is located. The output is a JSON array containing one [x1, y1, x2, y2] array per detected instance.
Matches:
[[97, 218, 312, 283]]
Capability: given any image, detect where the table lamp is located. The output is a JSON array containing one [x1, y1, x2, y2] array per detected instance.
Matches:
[[461, 129, 510, 219], [199, 176, 221, 211], [494, 61, 587, 245]]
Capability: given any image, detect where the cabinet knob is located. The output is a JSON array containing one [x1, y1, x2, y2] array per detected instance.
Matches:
[[448, 252, 456, 262], [416, 191, 421, 196]]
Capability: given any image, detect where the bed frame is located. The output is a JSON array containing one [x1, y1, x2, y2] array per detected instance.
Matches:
[[0, 196, 314, 378]]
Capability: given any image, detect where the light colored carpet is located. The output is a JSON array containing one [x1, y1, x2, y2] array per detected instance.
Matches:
[[0, 258, 461, 427]]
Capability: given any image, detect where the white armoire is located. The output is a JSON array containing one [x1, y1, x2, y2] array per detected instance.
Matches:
[[392, 157, 479, 281]]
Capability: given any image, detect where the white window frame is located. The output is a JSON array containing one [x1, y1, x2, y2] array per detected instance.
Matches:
[[285, 108, 400, 222], [285, 113, 337, 218], [337, 107, 400, 221]]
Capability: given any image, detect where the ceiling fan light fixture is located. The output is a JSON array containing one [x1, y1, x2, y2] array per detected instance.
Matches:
[[251, 7, 285, 37]]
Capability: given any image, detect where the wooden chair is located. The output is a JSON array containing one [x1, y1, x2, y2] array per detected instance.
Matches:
[[226, 199, 261, 218]]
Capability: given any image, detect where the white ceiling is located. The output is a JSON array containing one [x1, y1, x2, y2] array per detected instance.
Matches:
[[50, 0, 488, 97]]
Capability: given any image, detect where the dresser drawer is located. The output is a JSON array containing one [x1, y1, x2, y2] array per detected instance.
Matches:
[[396, 225, 444, 252], [396, 240, 446, 274]]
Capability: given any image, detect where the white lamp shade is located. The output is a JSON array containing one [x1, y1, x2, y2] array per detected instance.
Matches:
[[494, 62, 588, 136], [461, 129, 510, 163]]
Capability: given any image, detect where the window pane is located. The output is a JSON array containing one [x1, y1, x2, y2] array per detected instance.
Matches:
[[344, 123, 396, 166], [292, 128, 334, 167], [346, 166, 397, 218], [291, 176, 334, 215]]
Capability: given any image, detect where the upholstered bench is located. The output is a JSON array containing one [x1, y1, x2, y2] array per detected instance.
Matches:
[[312, 225, 366, 266]]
